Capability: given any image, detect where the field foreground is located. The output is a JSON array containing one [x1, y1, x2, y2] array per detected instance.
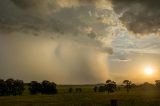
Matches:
[[0, 85, 160, 106]]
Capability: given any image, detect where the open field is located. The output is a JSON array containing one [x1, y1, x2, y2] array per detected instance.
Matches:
[[0, 85, 160, 106]]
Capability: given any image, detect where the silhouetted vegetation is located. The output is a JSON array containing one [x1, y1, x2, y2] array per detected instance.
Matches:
[[41, 80, 57, 94], [1, 76, 160, 105], [0, 79, 6, 96], [68, 88, 73, 93], [28, 80, 57, 95], [123, 80, 132, 93], [98, 86, 106, 92], [93, 86, 98, 92], [0, 79, 58, 96], [105, 80, 117, 93], [155, 80, 160, 88], [0, 78, 24, 96], [1, 84, 160, 106], [28, 81, 42, 95], [140, 82, 154, 89], [96, 80, 117, 93], [75, 88, 82, 93]]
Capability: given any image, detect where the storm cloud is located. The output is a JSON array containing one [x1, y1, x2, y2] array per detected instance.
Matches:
[[112, 0, 160, 35], [0, 0, 160, 83], [0, 0, 115, 53], [0, 0, 115, 84]]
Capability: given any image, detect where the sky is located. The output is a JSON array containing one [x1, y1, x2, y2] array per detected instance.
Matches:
[[0, 0, 160, 84]]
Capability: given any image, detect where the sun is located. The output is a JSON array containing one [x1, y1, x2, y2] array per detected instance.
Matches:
[[144, 66, 154, 75]]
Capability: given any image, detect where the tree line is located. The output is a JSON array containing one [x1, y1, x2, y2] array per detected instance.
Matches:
[[0, 78, 160, 96], [28, 80, 57, 95], [0, 78, 57, 96], [93, 80, 160, 93], [92, 80, 135, 93]]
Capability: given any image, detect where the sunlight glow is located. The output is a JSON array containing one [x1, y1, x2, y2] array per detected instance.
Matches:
[[144, 66, 154, 75]]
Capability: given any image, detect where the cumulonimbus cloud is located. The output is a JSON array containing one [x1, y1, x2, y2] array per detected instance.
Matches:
[[1, 0, 159, 83], [111, 0, 160, 35], [0, 0, 115, 53], [0, 0, 115, 83]]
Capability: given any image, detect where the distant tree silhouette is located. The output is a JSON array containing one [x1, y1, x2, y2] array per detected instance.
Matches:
[[93, 86, 98, 92], [28, 81, 41, 95], [41, 80, 57, 94], [28, 80, 57, 95], [0, 78, 59, 96], [0, 78, 25, 96], [6, 78, 14, 95], [131, 83, 136, 88], [13, 80, 24, 95], [105, 80, 117, 93], [0, 79, 7, 96], [140, 82, 154, 89], [69, 88, 73, 93], [98, 86, 106, 92], [123, 80, 132, 93], [75, 88, 82, 93], [106, 80, 112, 83], [155, 80, 160, 88]]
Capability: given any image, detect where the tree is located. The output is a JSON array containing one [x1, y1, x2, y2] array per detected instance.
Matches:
[[123, 80, 132, 93], [13, 80, 24, 95], [155, 80, 160, 88], [105, 80, 117, 93], [41, 80, 57, 94], [75, 88, 82, 93], [28, 81, 41, 95], [28, 80, 58, 95], [106, 80, 112, 83], [0, 79, 7, 96], [69, 88, 73, 93], [0, 78, 25, 96], [93, 86, 98, 92], [6, 78, 14, 95], [98, 86, 106, 92]]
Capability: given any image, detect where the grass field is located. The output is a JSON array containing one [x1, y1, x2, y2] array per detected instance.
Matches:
[[0, 85, 160, 106]]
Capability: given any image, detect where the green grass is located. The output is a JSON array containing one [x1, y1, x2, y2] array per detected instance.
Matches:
[[0, 85, 160, 106]]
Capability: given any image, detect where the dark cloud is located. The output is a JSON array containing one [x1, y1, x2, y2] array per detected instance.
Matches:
[[0, 0, 103, 35], [88, 31, 97, 39], [11, 0, 44, 9], [0, 0, 114, 83], [0, 0, 72, 34], [112, 0, 160, 34], [0, 0, 113, 50]]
